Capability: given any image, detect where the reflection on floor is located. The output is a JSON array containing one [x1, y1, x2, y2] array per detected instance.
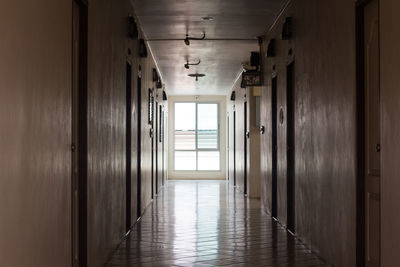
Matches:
[[106, 180, 328, 267]]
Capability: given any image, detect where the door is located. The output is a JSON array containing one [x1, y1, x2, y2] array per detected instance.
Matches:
[[137, 74, 142, 219], [286, 62, 295, 233], [364, 0, 380, 266], [72, 2, 79, 263], [151, 93, 154, 199], [244, 101, 248, 195], [233, 110, 237, 186], [227, 114, 230, 181], [160, 106, 165, 186], [155, 102, 159, 195], [72, 1, 87, 265], [271, 76, 278, 219], [163, 109, 168, 184], [125, 62, 132, 233]]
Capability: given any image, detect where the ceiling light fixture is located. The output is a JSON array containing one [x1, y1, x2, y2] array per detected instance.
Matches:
[[184, 32, 206, 46], [184, 59, 201, 69], [188, 73, 206, 81], [201, 16, 214, 21]]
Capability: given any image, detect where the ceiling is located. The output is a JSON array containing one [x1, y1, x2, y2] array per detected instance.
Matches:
[[131, 0, 286, 95]]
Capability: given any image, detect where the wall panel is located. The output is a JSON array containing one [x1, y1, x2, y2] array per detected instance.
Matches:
[[380, 0, 400, 265], [0, 1, 72, 266], [86, 0, 164, 265], [260, 1, 357, 266]]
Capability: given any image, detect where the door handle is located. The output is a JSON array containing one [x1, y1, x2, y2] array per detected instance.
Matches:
[[246, 131, 250, 139], [150, 128, 154, 138], [376, 144, 381, 152], [260, 125, 265, 134]]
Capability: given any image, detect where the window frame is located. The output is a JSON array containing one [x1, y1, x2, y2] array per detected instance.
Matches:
[[173, 101, 221, 171]]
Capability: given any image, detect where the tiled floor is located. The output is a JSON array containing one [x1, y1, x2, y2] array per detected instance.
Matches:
[[106, 180, 328, 267]]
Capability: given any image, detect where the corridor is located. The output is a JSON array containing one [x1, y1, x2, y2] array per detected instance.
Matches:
[[3, 0, 400, 266], [106, 181, 327, 267]]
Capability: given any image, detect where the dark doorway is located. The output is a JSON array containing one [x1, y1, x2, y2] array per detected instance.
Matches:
[[72, 0, 88, 266], [244, 101, 248, 196], [137, 71, 142, 220], [286, 62, 295, 233], [233, 110, 237, 186], [125, 62, 132, 233], [271, 76, 278, 219]]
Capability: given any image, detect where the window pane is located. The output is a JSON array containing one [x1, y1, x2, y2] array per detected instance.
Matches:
[[175, 151, 196, 170], [175, 103, 196, 150], [198, 151, 220, 171], [197, 104, 218, 149]]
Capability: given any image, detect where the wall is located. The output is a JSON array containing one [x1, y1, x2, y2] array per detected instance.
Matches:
[[168, 95, 226, 180], [380, 0, 400, 266], [260, 1, 357, 266], [86, 0, 166, 265], [227, 81, 261, 198], [0, 0, 167, 265], [0, 0, 72, 266], [139, 52, 168, 210], [87, 0, 131, 265]]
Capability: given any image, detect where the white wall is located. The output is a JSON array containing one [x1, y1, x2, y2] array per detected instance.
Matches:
[[168, 95, 227, 180]]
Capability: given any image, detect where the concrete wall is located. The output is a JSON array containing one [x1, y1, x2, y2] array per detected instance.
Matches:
[[0, 0, 72, 266], [260, 1, 357, 266], [380, 0, 400, 266], [168, 95, 226, 180]]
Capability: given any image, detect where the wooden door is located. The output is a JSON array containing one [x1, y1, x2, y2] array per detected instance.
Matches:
[[72, 1, 88, 265], [155, 102, 159, 194], [244, 101, 248, 195], [227, 114, 230, 181], [125, 62, 132, 233], [72, 2, 80, 264], [157, 104, 163, 192], [137, 75, 142, 219], [286, 62, 295, 233], [271, 77, 278, 219], [233, 110, 237, 186], [364, 0, 380, 266]]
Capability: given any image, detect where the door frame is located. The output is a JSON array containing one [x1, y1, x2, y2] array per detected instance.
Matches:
[[356, 0, 380, 265]]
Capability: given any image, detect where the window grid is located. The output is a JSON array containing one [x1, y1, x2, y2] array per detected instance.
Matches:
[[174, 102, 220, 171]]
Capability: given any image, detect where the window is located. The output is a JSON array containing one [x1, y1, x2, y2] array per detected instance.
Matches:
[[174, 102, 220, 171]]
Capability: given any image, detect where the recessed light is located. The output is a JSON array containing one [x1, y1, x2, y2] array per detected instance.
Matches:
[[201, 16, 214, 21]]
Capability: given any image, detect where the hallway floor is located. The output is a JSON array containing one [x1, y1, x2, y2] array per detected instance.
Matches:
[[106, 181, 328, 267]]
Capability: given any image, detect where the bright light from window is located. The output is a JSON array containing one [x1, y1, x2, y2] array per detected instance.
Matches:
[[174, 102, 220, 171]]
